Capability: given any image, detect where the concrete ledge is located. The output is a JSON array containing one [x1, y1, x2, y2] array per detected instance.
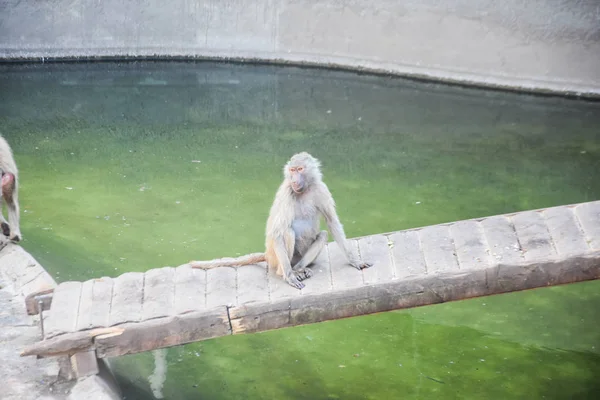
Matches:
[[0, 241, 56, 315], [1, 0, 599, 98], [68, 359, 121, 400], [0, 241, 122, 399]]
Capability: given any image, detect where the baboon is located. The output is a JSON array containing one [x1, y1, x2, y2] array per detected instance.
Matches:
[[0, 135, 21, 242], [190, 152, 372, 289]]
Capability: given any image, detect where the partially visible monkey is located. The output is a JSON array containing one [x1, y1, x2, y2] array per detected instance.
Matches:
[[190, 152, 372, 289], [0, 135, 21, 242]]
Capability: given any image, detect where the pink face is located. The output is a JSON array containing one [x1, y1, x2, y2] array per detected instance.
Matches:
[[288, 165, 306, 193]]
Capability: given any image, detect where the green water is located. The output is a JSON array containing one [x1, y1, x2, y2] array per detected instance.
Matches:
[[1, 62, 599, 399]]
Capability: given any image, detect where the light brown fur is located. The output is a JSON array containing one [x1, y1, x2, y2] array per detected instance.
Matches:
[[190, 152, 372, 289], [0, 135, 21, 242]]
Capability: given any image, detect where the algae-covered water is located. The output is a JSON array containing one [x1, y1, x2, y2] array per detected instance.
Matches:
[[1, 62, 599, 399]]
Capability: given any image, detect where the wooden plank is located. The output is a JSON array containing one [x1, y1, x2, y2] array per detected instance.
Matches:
[[89, 277, 113, 328], [233, 252, 600, 338], [289, 279, 440, 327], [300, 244, 332, 295], [230, 299, 292, 334], [21, 267, 56, 315], [173, 265, 206, 315], [237, 263, 269, 305], [25, 248, 600, 358], [359, 234, 394, 284], [574, 202, 600, 250], [20, 327, 124, 357], [45, 281, 82, 338], [481, 215, 523, 264], [389, 230, 426, 278], [543, 206, 589, 256], [512, 211, 557, 261], [418, 225, 459, 273], [18, 201, 600, 359], [95, 308, 230, 358], [450, 220, 492, 270], [142, 267, 175, 321], [71, 350, 99, 378], [108, 272, 144, 326], [24, 287, 54, 316], [206, 267, 237, 308], [329, 240, 364, 290], [75, 279, 95, 331]]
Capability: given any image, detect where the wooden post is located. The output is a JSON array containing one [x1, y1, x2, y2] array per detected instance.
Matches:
[[70, 350, 100, 378]]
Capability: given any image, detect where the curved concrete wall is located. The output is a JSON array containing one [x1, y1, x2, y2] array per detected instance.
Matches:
[[1, 0, 599, 97]]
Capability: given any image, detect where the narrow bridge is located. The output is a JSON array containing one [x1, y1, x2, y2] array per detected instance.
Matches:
[[19, 201, 600, 375]]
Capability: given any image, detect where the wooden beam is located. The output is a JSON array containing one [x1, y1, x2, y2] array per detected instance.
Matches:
[[230, 253, 600, 335], [20, 327, 124, 357], [95, 308, 230, 358]]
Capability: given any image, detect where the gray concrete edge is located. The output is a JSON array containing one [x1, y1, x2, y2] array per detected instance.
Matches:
[[0, 239, 122, 399], [1, 51, 598, 100]]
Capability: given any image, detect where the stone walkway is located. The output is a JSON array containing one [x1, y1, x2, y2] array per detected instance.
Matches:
[[0, 239, 120, 399], [0, 274, 73, 399], [22, 201, 600, 359]]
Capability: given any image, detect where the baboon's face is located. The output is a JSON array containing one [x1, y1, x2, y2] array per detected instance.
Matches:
[[285, 152, 321, 194], [288, 163, 307, 193]]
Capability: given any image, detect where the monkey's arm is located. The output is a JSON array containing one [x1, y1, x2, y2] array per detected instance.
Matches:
[[272, 234, 306, 289], [318, 186, 372, 270], [323, 208, 359, 265]]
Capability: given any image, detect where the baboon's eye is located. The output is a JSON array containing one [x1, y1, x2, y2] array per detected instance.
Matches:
[[290, 167, 296, 173], [297, 167, 304, 172]]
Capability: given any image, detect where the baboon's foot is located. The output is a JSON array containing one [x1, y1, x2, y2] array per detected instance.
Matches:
[[1, 222, 10, 237], [285, 272, 305, 290], [295, 268, 313, 281], [351, 261, 373, 270]]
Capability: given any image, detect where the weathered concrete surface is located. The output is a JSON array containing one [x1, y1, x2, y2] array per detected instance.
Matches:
[[22, 201, 600, 359], [0, 263, 73, 399], [0, 242, 57, 315], [1, 0, 599, 97], [0, 239, 121, 399], [67, 359, 121, 400]]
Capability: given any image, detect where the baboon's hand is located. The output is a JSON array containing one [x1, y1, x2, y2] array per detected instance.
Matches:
[[351, 261, 373, 270], [285, 272, 306, 289]]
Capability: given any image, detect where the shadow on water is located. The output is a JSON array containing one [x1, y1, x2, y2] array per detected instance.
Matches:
[[1, 61, 600, 399]]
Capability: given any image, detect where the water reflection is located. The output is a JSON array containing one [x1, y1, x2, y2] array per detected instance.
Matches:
[[148, 349, 167, 399]]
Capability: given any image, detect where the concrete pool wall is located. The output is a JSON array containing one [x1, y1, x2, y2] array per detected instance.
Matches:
[[1, 0, 599, 97]]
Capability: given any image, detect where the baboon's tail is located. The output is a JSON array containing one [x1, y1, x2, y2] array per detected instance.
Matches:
[[189, 253, 266, 269]]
